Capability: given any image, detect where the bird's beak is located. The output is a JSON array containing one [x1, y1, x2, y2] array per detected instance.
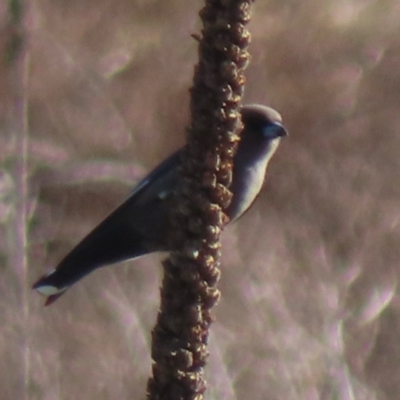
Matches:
[[275, 122, 289, 137]]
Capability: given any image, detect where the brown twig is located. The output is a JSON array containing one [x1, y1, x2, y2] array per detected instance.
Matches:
[[147, 1, 254, 399]]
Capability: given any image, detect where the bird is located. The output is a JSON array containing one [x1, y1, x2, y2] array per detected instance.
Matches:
[[33, 104, 288, 305]]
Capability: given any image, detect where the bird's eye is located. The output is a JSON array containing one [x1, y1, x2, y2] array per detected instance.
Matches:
[[263, 122, 287, 139]]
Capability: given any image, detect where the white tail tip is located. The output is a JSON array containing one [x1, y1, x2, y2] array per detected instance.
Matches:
[[36, 285, 64, 296]]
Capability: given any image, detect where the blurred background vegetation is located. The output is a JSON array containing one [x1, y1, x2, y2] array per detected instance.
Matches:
[[1, 0, 400, 399]]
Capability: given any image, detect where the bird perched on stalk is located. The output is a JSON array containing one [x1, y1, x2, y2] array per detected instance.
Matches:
[[33, 104, 288, 305]]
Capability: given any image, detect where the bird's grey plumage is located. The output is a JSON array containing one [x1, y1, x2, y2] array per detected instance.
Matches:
[[33, 104, 287, 305]]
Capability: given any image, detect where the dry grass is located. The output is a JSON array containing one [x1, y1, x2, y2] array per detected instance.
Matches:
[[1, 0, 400, 399]]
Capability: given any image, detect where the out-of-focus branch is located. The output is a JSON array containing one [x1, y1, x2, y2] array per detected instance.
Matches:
[[5, 0, 24, 64], [147, 1, 254, 399], [5, 1, 32, 399]]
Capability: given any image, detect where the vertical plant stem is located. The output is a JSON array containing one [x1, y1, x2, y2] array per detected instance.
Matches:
[[147, 1, 254, 399], [14, 59, 30, 400], [7, 0, 31, 398]]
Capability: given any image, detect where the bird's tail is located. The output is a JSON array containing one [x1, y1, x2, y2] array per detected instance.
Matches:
[[32, 202, 153, 305], [32, 276, 68, 306]]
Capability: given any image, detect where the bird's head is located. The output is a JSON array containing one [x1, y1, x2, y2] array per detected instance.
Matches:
[[237, 104, 288, 166], [240, 104, 288, 141]]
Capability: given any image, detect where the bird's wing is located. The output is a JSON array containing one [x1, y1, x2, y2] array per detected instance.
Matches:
[[32, 150, 183, 303], [129, 150, 182, 198]]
